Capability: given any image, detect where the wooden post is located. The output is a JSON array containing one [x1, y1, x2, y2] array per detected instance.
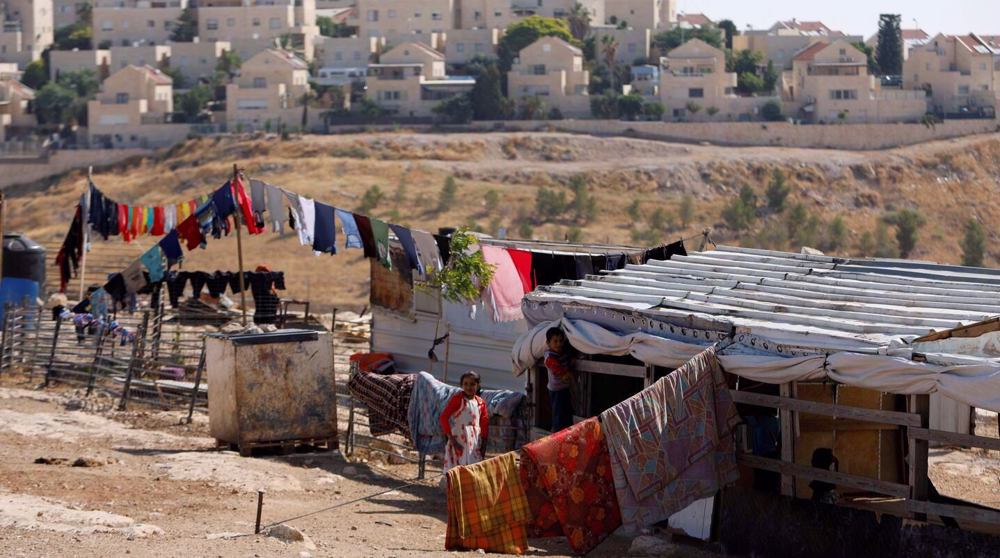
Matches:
[[442, 325, 451, 383], [908, 394, 931, 520], [117, 331, 142, 411], [79, 167, 92, 301], [232, 164, 248, 326], [779, 382, 795, 497], [185, 340, 206, 423], [44, 316, 62, 387]]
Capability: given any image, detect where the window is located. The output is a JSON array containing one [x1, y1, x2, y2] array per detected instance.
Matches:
[[116, 92, 129, 104], [474, 10, 481, 20], [689, 88, 704, 98], [334, 51, 343, 60], [227, 18, 235, 27], [269, 17, 280, 29], [387, 9, 395, 18], [431, 12, 441, 20], [101, 20, 113, 31], [252, 18, 260, 26], [253, 77, 267, 88], [958, 85, 970, 95], [543, 43, 551, 52], [366, 10, 378, 22], [147, 20, 155, 28], [414, 11, 421, 18], [206, 18, 218, 30], [494, 11, 502, 17], [531, 64, 546, 75], [839, 48, 846, 55], [474, 43, 484, 53], [456, 43, 464, 53], [829, 89, 858, 100]]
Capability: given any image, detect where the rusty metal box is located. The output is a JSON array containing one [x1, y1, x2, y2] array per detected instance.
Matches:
[[206, 330, 337, 455]]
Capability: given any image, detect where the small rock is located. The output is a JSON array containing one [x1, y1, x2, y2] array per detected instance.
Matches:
[[34, 457, 69, 465], [72, 457, 105, 468], [265, 524, 316, 550], [628, 535, 676, 556], [298, 552, 312, 558]]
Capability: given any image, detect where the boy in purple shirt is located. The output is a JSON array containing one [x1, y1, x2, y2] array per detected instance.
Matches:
[[544, 327, 574, 432]]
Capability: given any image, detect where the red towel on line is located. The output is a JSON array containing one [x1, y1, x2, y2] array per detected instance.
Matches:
[[151, 206, 166, 236], [176, 215, 203, 250], [233, 176, 262, 234], [507, 248, 534, 293]]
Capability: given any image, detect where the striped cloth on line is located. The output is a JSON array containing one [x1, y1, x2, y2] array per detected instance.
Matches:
[[446, 451, 531, 555], [347, 370, 415, 438]]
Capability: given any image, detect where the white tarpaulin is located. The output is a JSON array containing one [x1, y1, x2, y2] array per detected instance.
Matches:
[[513, 320, 1000, 412], [512, 319, 708, 374]]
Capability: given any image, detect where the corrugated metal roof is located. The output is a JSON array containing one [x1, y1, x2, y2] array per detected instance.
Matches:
[[524, 246, 1000, 352]]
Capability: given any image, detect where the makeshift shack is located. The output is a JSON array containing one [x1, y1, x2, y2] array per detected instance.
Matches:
[[513, 245, 1000, 536]]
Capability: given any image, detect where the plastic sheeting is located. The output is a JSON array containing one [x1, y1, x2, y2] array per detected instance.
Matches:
[[513, 319, 1000, 412]]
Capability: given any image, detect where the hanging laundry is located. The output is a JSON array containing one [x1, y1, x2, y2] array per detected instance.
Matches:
[[55, 206, 85, 293], [347, 369, 416, 438], [151, 206, 166, 236], [285, 191, 315, 246], [574, 254, 594, 279], [159, 230, 183, 264], [165, 271, 187, 308], [480, 246, 525, 323], [232, 176, 262, 234], [144, 206, 155, 235], [189, 272, 208, 299], [249, 178, 267, 215], [177, 200, 191, 222], [139, 245, 165, 283], [605, 253, 626, 271], [370, 218, 391, 269], [104, 198, 118, 239], [121, 260, 148, 294], [352, 213, 377, 258], [212, 182, 237, 218], [412, 229, 443, 276], [164, 204, 176, 232], [600, 346, 740, 533], [176, 215, 203, 250], [206, 271, 230, 298], [312, 201, 338, 254], [249, 267, 284, 324], [117, 204, 130, 241], [228, 271, 249, 294], [389, 224, 422, 273], [335, 208, 363, 249], [265, 184, 285, 233], [89, 287, 110, 320], [506, 248, 534, 292], [104, 273, 127, 305], [130, 206, 141, 239], [520, 417, 622, 554], [445, 452, 531, 555]]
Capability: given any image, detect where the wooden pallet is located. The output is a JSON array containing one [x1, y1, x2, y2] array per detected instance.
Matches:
[[217, 436, 339, 458]]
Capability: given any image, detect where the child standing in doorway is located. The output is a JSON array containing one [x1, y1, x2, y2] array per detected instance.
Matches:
[[544, 327, 575, 432], [440, 371, 489, 473]]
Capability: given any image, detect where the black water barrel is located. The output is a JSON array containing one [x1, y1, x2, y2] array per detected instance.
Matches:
[[3, 233, 46, 285]]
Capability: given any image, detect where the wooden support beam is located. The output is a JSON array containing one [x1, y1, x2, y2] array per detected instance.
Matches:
[[908, 394, 931, 521], [731, 390, 921, 427], [738, 454, 910, 498], [908, 427, 1000, 451], [905, 500, 1000, 526], [575, 358, 647, 379], [779, 382, 795, 497]]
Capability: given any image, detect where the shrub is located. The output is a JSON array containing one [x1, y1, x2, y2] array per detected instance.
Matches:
[[565, 226, 584, 243], [438, 176, 459, 212], [678, 194, 695, 228], [824, 215, 848, 253], [569, 176, 597, 223], [484, 189, 500, 214], [883, 209, 925, 258], [358, 185, 383, 213], [873, 221, 900, 258], [643, 101, 665, 120], [761, 100, 784, 122], [626, 198, 642, 221], [648, 207, 670, 231], [617, 93, 645, 121], [765, 169, 791, 211], [961, 219, 986, 267], [535, 187, 568, 219], [721, 186, 758, 231]]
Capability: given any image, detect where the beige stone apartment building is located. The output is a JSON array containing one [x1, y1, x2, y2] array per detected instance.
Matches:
[[441, 28, 498, 65], [784, 40, 927, 123], [198, 0, 319, 61], [110, 44, 170, 71], [314, 36, 375, 68], [604, 0, 673, 31], [659, 38, 742, 120], [0, 0, 54, 66], [507, 36, 590, 118], [93, 0, 186, 48], [356, 0, 455, 40], [0, 78, 35, 139], [591, 26, 651, 67], [87, 64, 190, 148], [904, 33, 1000, 117], [168, 40, 231, 84], [734, 19, 862, 70], [226, 48, 320, 131], [49, 49, 112, 80], [366, 41, 474, 117], [53, 0, 85, 29]]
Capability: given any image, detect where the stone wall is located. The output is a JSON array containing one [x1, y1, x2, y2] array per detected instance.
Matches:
[[0, 148, 152, 189]]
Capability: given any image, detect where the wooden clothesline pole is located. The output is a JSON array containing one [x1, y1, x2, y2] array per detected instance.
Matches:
[[232, 163, 248, 326], [79, 166, 92, 301]]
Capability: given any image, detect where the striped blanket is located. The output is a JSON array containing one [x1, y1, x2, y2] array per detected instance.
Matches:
[[446, 452, 531, 554]]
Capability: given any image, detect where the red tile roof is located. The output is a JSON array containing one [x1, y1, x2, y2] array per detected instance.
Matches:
[[140, 65, 173, 85], [901, 29, 929, 41], [678, 13, 713, 27], [793, 41, 829, 62]]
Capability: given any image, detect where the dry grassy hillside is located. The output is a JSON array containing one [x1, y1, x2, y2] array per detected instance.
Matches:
[[11, 131, 1000, 311]]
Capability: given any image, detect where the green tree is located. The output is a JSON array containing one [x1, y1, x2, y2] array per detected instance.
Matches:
[[722, 185, 758, 231], [784, 203, 809, 239], [569, 176, 597, 223], [706, 106, 720, 118], [737, 72, 765, 96], [643, 100, 665, 120], [214, 50, 242, 83], [876, 14, 902, 76], [761, 100, 784, 121], [626, 198, 642, 221], [358, 185, 384, 213], [161, 66, 189, 88], [535, 187, 567, 219], [567, 2, 591, 41], [22, 60, 48, 90], [56, 69, 99, 98], [590, 92, 619, 118], [497, 16, 573, 72], [717, 19, 738, 50], [517, 95, 546, 120], [469, 63, 505, 120], [317, 16, 355, 38], [961, 219, 987, 267], [853, 41, 880, 75], [648, 207, 670, 230], [762, 60, 779, 93], [652, 27, 723, 52], [730, 49, 763, 77], [484, 189, 500, 214], [565, 226, 584, 243], [824, 215, 848, 252], [685, 101, 702, 116], [53, 22, 92, 50], [600, 34, 620, 92], [618, 93, 644, 120], [34, 82, 77, 126], [679, 194, 695, 228], [170, 6, 198, 42], [765, 169, 791, 211], [178, 84, 213, 121], [432, 94, 473, 123], [858, 230, 876, 256], [884, 208, 925, 258], [438, 176, 459, 212]]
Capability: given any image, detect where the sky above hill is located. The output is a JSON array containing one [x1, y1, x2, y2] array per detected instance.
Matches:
[[678, 1, 999, 37]]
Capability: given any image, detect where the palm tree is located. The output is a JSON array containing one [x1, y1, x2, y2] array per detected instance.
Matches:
[[601, 35, 620, 93], [567, 3, 591, 41]]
